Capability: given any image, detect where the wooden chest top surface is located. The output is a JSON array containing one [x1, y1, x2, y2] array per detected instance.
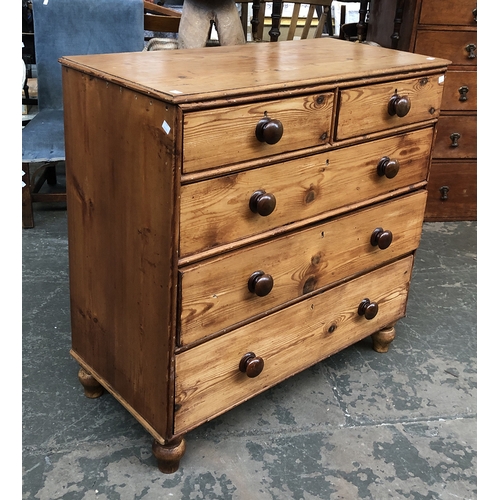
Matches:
[[59, 37, 449, 103]]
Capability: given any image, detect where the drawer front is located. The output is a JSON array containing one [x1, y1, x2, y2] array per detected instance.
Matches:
[[419, 0, 477, 26], [433, 115, 476, 159], [441, 70, 476, 111], [180, 128, 434, 257], [414, 30, 477, 67], [424, 160, 477, 221], [182, 93, 334, 173], [178, 191, 426, 346], [175, 256, 413, 434], [336, 75, 445, 140]]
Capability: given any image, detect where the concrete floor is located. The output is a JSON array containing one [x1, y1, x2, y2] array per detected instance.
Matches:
[[22, 201, 477, 499]]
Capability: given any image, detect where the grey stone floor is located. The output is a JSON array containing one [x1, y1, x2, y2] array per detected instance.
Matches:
[[22, 204, 477, 500]]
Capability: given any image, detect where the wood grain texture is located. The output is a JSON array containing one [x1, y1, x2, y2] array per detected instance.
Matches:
[[432, 115, 476, 159], [336, 74, 445, 140], [63, 68, 180, 440], [414, 30, 477, 67], [440, 71, 476, 111], [175, 256, 414, 434], [179, 127, 434, 257], [424, 160, 476, 221], [419, 0, 477, 26], [183, 93, 333, 173], [59, 38, 449, 105], [178, 191, 426, 346]]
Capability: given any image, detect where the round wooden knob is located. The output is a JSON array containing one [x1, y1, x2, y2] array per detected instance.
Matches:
[[358, 298, 379, 320], [255, 116, 284, 144], [249, 190, 276, 216], [239, 352, 264, 378], [370, 227, 393, 250], [377, 156, 400, 179], [248, 270, 274, 297], [388, 94, 411, 117]]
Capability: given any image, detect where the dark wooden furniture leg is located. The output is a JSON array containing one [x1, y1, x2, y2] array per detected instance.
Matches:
[[357, 0, 369, 42], [269, 1, 282, 41], [371, 325, 396, 353], [391, 0, 406, 49], [152, 436, 187, 474], [22, 162, 34, 229], [251, 0, 261, 40]]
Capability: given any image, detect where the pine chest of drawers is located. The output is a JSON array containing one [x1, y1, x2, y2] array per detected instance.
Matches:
[[60, 38, 448, 473]]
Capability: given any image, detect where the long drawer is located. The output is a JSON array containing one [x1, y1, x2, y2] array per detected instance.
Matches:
[[178, 191, 426, 346], [336, 75, 445, 140], [175, 255, 413, 434], [180, 128, 434, 257], [419, 0, 477, 26], [182, 93, 334, 173], [414, 30, 477, 67]]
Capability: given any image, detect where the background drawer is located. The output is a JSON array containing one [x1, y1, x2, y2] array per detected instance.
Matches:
[[336, 75, 445, 140], [425, 160, 476, 221], [180, 128, 434, 257], [433, 115, 476, 159], [414, 30, 477, 67], [178, 191, 426, 346], [441, 71, 477, 111], [175, 256, 413, 434], [419, 0, 477, 26], [182, 93, 334, 173]]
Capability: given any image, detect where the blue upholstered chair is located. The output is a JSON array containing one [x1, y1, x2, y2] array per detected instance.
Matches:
[[22, 0, 144, 228]]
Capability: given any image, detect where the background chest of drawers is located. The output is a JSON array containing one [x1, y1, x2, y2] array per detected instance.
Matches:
[[60, 38, 448, 472], [367, 0, 477, 221]]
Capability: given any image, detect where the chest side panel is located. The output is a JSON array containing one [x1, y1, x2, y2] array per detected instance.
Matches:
[[63, 67, 180, 439]]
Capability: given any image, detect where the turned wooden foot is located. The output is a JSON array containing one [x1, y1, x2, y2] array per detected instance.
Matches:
[[77, 367, 104, 398], [152, 436, 186, 474], [371, 326, 396, 353]]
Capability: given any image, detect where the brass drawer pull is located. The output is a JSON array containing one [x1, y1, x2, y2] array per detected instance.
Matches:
[[248, 270, 274, 297], [450, 132, 461, 147], [239, 352, 264, 378], [459, 86, 469, 102], [465, 43, 476, 59], [358, 298, 379, 320], [388, 93, 411, 117], [440, 186, 449, 201], [255, 115, 284, 144], [377, 156, 400, 179], [371, 227, 393, 250], [472, 8, 477, 22], [249, 190, 276, 216]]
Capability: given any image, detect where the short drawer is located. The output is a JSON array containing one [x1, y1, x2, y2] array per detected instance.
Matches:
[[414, 30, 477, 67], [182, 93, 334, 173], [441, 70, 476, 111], [419, 0, 477, 26], [175, 256, 413, 434], [424, 160, 477, 221], [180, 128, 434, 257], [336, 75, 445, 140], [178, 191, 426, 346], [433, 115, 476, 159]]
